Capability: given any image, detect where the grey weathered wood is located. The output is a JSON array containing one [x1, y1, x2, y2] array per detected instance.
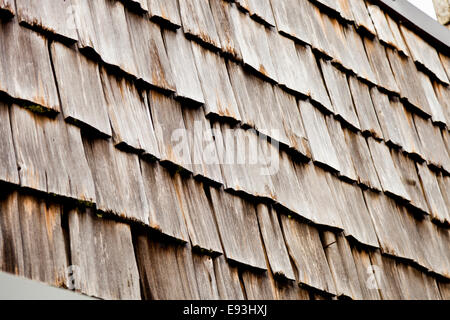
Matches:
[[68, 207, 141, 300], [395, 263, 441, 300], [325, 116, 358, 182], [386, 47, 431, 117], [414, 115, 449, 172], [209, 187, 266, 270], [173, 175, 222, 253], [437, 174, 450, 217], [326, 176, 379, 248], [230, 6, 278, 81], [192, 253, 220, 299], [349, 0, 376, 35], [213, 255, 245, 300], [125, 11, 175, 92], [363, 190, 414, 260], [296, 44, 333, 112], [242, 0, 275, 26], [273, 87, 311, 158], [322, 232, 364, 300], [147, 0, 181, 29], [312, 0, 341, 13], [280, 214, 336, 295], [51, 42, 111, 137], [299, 100, 341, 173], [367, 137, 411, 202], [11, 106, 96, 202], [82, 137, 149, 224], [16, 0, 78, 41], [209, 0, 242, 61], [433, 82, 450, 128], [140, 160, 189, 242], [162, 29, 205, 105], [416, 162, 450, 224], [0, 0, 14, 18], [0, 103, 19, 185], [269, 0, 313, 45], [385, 13, 410, 56], [363, 36, 399, 93], [350, 246, 382, 300], [179, 0, 221, 49], [369, 88, 402, 148], [181, 106, 223, 184], [0, 19, 60, 113], [368, 250, 405, 300], [274, 279, 310, 300], [148, 90, 193, 171], [344, 129, 382, 191], [241, 270, 276, 300], [191, 42, 241, 121], [134, 234, 200, 300], [391, 150, 429, 214], [400, 25, 449, 84], [348, 76, 383, 139], [226, 61, 290, 146], [439, 53, 450, 80], [72, 0, 137, 76], [439, 281, 450, 300], [295, 163, 344, 230], [255, 204, 295, 280], [100, 69, 160, 157], [0, 191, 68, 288], [320, 59, 361, 130], [417, 71, 447, 126], [366, 3, 397, 48], [316, 11, 348, 68]]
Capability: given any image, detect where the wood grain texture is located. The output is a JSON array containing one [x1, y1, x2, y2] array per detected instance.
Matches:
[[241, 270, 276, 300], [273, 279, 310, 300], [0, 19, 60, 113], [326, 176, 379, 248], [363, 36, 399, 93], [280, 214, 336, 295], [182, 106, 223, 184], [68, 207, 141, 300], [163, 29, 205, 105], [367, 137, 410, 202], [391, 150, 429, 214], [149, 90, 193, 172], [134, 233, 200, 300], [192, 253, 220, 299], [82, 137, 149, 224], [191, 42, 241, 121], [299, 100, 341, 173], [349, 0, 376, 35], [0, 191, 68, 288], [433, 82, 450, 128], [72, 0, 137, 76], [226, 61, 290, 146], [366, 3, 397, 48], [173, 175, 222, 253], [344, 129, 382, 191], [348, 76, 383, 139], [400, 25, 449, 84], [256, 204, 295, 280], [325, 117, 358, 182], [417, 71, 446, 127], [209, 187, 266, 270], [147, 0, 181, 29], [350, 246, 382, 300], [179, 0, 221, 49], [385, 13, 409, 56], [140, 160, 189, 242], [368, 251, 405, 300], [16, 0, 78, 41], [242, 0, 275, 26], [213, 255, 245, 300], [125, 11, 175, 92], [416, 162, 450, 224], [0, 102, 19, 185], [51, 42, 111, 137], [396, 262, 441, 300], [322, 232, 364, 300], [11, 106, 96, 202], [100, 69, 160, 157]]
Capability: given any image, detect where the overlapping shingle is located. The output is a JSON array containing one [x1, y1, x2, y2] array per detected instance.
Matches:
[[213, 255, 245, 300], [0, 102, 19, 186], [0, 0, 14, 19], [366, 3, 397, 48], [16, 0, 78, 42], [192, 253, 221, 299], [147, 0, 181, 28], [237, 0, 275, 26], [68, 207, 141, 300], [349, 0, 376, 35], [350, 246, 382, 300], [417, 71, 447, 127], [51, 42, 112, 137], [0, 19, 60, 113]]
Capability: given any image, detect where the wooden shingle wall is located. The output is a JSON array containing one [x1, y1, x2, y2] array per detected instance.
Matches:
[[0, 0, 448, 300]]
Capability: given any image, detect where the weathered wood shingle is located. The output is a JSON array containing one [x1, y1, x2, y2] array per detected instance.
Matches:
[[0, 102, 19, 186]]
